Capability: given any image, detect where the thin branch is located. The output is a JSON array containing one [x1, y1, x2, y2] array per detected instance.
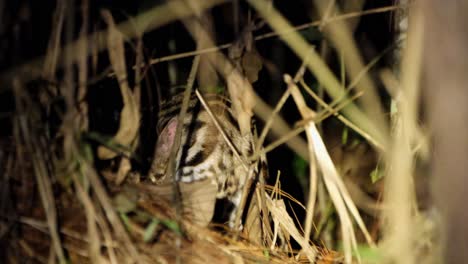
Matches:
[[13, 79, 66, 264], [248, 0, 388, 153], [195, 90, 249, 171], [86, 168, 141, 261], [286, 74, 356, 263], [72, 165, 104, 263], [253, 91, 364, 162], [168, 55, 200, 263], [256, 48, 313, 152], [140, 5, 402, 68], [256, 86, 292, 152], [300, 79, 384, 150]]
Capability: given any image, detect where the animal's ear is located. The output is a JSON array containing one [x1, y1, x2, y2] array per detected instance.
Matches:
[[156, 118, 178, 156], [149, 118, 178, 182]]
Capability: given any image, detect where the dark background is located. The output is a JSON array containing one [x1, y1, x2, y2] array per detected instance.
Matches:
[[0, 0, 395, 242]]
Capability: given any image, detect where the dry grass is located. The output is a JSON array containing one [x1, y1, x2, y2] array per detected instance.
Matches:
[[1, 0, 440, 264]]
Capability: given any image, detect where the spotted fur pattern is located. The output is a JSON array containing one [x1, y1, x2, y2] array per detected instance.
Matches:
[[149, 93, 255, 205]]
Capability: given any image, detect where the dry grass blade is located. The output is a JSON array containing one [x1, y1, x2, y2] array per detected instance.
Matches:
[[134, 37, 143, 107], [71, 164, 105, 263], [285, 75, 359, 263], [168, 55, 200, 180], [313, 0, 388, 136], [86, 168, 141, 262], [185, 4, 219, 92], [285, 74, 374, 263], [98, 10, 139, 162], [256, 86, 292, 153], [303, 121, 318, 246], [76, 0, 89, 131], [42, 0, 66, 79], [291, 52, 319, 245], [381, 3, 424, 263], [244, 185, 273, 246], [12, 80, 66, 264], [253, 95, 310, 161], [255, 44, 313, 153], [169, 54, 200, 262], [300, 79, 383, 151], [254, 90, 363, 164], [265, 196, 317, 262]]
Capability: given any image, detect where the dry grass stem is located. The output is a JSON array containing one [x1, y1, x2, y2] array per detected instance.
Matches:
[[195, 90, 248, 171], [257, 85, 292, 153], [98, 10, 140, 163], [76, 0, 89, 131], [1, 0, 227, 83], [95, 213, 118, 264], [253, 95, 309, 161], [165, 54, 201, 262], [286, 74, 375, 263], [266, 196, 317, 262], [194, 89, 256, 232], [247, 0, 387, 151], [345, 44, 396, 93], [3, 1, 435, 263], [134, 37, 143, 107], [141, 5, 401, 68], [256, 47, 312, 153], [86, 169, 141, 261], [318, 0, 337, 30], [42, 1, 66, 80], [381, 4, 424, 263], [256, 90, 363, 164], [170, 54, 200, 212], [290, 54, 320, 244], [313, 0, 388, 136], [72, 165, 104, 263], [13, 80, 66, 264], [300, 79, 384, 150]]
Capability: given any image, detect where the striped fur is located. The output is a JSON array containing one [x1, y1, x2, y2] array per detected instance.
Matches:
[[149, 93, 255, 203]]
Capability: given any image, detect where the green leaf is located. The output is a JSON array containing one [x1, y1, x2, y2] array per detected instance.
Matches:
[[370, 163, 384, 183], [82, 131, 136, 160], [161, 219, 183, 235], [341, 127, 349, 145], [120, 213, 131, 230], [292, 154, 308, 194], [263, 249, 270, 260], [337, 243, 382, 263], [143, 219, 160, 242]]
